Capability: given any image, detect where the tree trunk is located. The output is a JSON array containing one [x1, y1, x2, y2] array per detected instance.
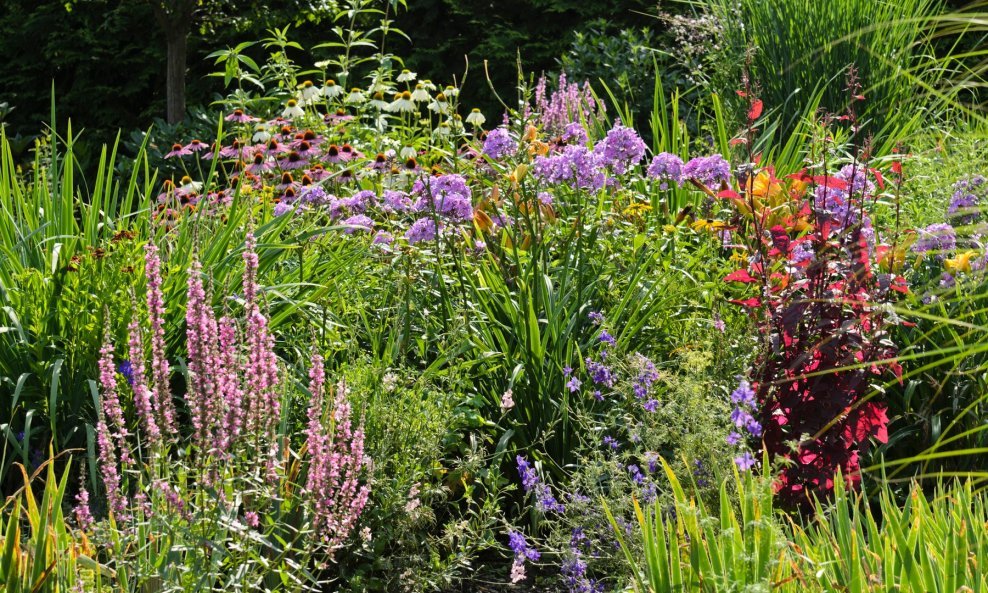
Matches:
[[165, 31, 188, 124], [149, 1, 196, 125]]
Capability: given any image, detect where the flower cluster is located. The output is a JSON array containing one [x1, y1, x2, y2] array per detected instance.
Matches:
[[507, 531, 540, 583], [517, 455, 565, 513]]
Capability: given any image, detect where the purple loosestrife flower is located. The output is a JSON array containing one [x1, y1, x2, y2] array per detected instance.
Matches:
[[483, 127, 515, 160], [96, 338, 128, 520], [306, 370, 371, 550], [593, 125, 646, 175], [98, 335, 131, 465], [647, 152, 685, 189], [144, 243, 176, 438], [215, 316, 243, 453], [127, 312, 160, 447], [186, 260, 224, 454], [683, 154, 731, 188], [73, 483, 94, 531]]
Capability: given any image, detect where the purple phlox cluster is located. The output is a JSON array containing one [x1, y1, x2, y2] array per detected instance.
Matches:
[[813, 183, 865, 230], [835, 164, 875, 197], [912, 223, 957, 257], [593, 125, 646, 175], [728, 379, 762, 439], [382, 189, 413, 213], [561, 122, 589, 146], [305, 361, 371, 550], [483, 127, 516, 161], [561, 527, 603, 593], [789, 240, 815, 265], [533, 71, 605, 136], [412, 174, 473, 222], [533, 144, 606, 191], [948, 175, 987, 224], [940, 273, 956, 288], [373, 231, 394, 245], [585, 358, 614, 388], [508, 531, 541, 583], [647, 152, 685, 189], [683, 154, 731, 188], [341, 214, 374, 234], [537, 191, 554, 205], [405, 217, 442, 244]]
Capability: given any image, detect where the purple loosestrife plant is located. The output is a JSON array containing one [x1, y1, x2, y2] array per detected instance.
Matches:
[[144, 243, 177, 438]]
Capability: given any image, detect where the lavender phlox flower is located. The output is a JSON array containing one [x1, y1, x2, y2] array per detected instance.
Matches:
[[593, 125, 646, 175], [561, 122, 589, 145], [341, 214, 374, 234], [683, 154, 730, 188], [405, 217, 441, 244], [483, 127, 515, 161], [912, 223, 957, 257], [835, 164, 875, 196], [647, 152, 685, 189], [533, 144, 605, 190]]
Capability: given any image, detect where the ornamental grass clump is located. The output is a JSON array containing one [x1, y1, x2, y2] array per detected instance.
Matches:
[[79, 232, 372, 588]]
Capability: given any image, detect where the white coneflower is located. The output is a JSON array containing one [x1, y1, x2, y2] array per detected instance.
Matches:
[[410, 83, 430, 103], [447, 114, 465, 134], [178, 176, 203, 193], [369, 91, 389, 110], [400, 146, 417, 159], [282, 99, 305, 119], [420, 79, 437, 92], [443, 85, 460, 98], [465, 108, 486, 127], [388, 90, 416, 113], [252, 125, 272, 144], [396, 69, 417, 83], [323, 79, 342, 99], [428, 93, 449, 115], [345, 88, 366, 104], [298, 80, 321, 102], [434, 123, 452, 137]]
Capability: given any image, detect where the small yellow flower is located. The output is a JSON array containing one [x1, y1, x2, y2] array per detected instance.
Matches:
[[662, 224, 677, 234]]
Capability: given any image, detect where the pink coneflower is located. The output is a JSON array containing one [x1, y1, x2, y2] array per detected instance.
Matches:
[[156, 180, 176, 204], [276, 172, 295, 191], [278, 152, 308, 171], [340, 143, 362, 161], [185, 139, 209, 154], [324, 109, 353, 124], [245, 152, 273, 175], [325, 144, 343, 163], [369, 153, 390, 173], [199, 142, 220, 160], [306, 165, 330, 181], [219, 139, 246, 160], [226, 109, 258, 124], [165, 143, 191, 159], [264, 139, 286, 157], [295, 141, 319, 159]]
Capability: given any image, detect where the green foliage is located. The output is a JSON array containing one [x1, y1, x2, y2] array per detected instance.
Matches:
[[706, 0, 944, 141], [612, 459, 988, 592]]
